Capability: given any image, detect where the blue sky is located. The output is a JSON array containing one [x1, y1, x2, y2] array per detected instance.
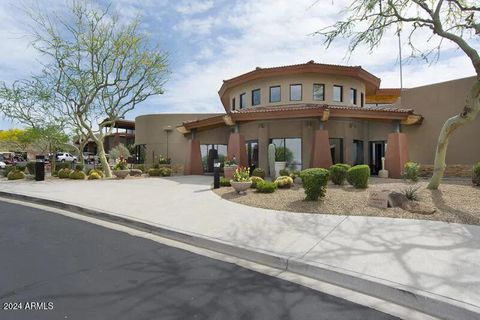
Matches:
[[0, 0, 477, 129]]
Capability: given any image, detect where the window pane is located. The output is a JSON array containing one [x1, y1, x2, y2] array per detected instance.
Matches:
[[240, 93, 246, 108], [232, 98, 236, 111], [270, 86, 281, 102], [329, 138, 343, 163], [361, 93, 364, 107], [350, 88, 357, 105], [252, 89, 261, 106], [290, 84, 302, 101], [285, 138, 302, 170], [333, 85, 343, 102], [313, 84, 324, 101]]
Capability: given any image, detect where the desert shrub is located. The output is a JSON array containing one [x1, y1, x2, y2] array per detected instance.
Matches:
[[289, 170, 300, 179], [114, 160, 128, 170], [403, 161, 420, 182], [300, 168, 330, 201], [16, 165, 26, 172], [148, 168, 161, 176], [250, 176, 264, 188], [473, 162, 480, 186], [329, 163, 351, 185], [75, 164, 84, 171], [347, 165, 370, 189], [61, 161, 74, 169], [134, 164, 145, 173], [88, 172, 102, 180], [403, 185, 420, 201], [88, 168, 104, 178], [109, 143, 131, 161], [26, 161, 36, 175], [69, 170, 86, 180], [3, 166, 15, 177], [252, 168, 266, 178], [220, 177, 231, 186], [58, 168, 72, 179], [256, 180, 277, 193], [7, 170, 26, 180], [275, 176, 294, 188], [279, 168, 290, 177], [160, 167, 172, 176]]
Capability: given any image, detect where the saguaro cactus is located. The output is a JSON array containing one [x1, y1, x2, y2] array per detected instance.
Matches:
[[268, 143, 276, 178]]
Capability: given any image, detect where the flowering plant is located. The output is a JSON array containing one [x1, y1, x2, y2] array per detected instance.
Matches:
[[233, 166, 251, 182], [158, 155, 171, 164], [224, 157, 237, 166], [114, 159, 128, 170]]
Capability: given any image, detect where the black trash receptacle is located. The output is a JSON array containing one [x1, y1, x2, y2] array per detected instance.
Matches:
[[213, 159, 220, 189], [35, 155, 45, 181]]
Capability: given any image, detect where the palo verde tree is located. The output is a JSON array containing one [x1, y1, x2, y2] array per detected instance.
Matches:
[[27, 1, 168, 177], [317, 0, 480, 189]]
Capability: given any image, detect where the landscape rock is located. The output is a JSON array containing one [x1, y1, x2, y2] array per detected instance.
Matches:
[[387, 191, 409, 208], [129, 169, 143, 177]]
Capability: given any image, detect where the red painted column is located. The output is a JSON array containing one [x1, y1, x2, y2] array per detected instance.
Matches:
[[184, 139, 203, 175], [385, 132, 409, 179], [227, 133, 247, 167], [311, 129, 333, 168]]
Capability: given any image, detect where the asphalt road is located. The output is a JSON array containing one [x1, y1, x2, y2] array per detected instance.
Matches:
[[0, 200, 399, 320]]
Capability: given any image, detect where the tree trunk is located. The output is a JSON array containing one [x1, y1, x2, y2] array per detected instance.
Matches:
[[428, 80, 480, 189], [95, 139, 112, 178], [77, 139, 88, 165]]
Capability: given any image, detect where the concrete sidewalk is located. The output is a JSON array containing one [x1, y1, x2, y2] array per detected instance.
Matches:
[[0, 176, 479, 319]]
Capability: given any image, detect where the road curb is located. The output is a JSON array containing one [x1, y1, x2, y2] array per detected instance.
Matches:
[[1, 191, 479, 320]]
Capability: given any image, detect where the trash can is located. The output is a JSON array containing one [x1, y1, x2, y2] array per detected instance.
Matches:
[[213, 159, 221, 189], [35, 155, 45, 181]]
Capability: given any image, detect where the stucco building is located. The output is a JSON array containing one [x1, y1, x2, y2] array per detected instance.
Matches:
[[135, 61, 479, 177]]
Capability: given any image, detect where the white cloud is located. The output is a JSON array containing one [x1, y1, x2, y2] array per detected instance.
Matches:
[[175, 0, 214, 15]]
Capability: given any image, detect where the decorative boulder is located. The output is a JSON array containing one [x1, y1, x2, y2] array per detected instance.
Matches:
[[129, 169, 143, 177]]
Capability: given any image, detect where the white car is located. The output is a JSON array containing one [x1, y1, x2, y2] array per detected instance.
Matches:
[[0, 161, 6, 169], [56, 152, 77, 162]]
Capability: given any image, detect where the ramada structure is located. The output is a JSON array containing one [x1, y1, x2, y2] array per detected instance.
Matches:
[[135, 61, 479, 178]]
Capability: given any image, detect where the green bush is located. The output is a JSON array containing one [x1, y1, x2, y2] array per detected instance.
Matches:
[[7, 170, 26, 180], [148, 168, 161, 176], [75, 164, 84, 171], [220, 177, 231, 186], [403, 185, 420, 201], [256, 180, 277, 193], [26, 161, 36, 175], [329, 163, 351, 185], [289, 170, 300, 179], [347, 165, 370, 189], [473, 162, 480, 186], [252, 168, 266, 178], [58, 168, 72, 179], [16, 165, 26, 172], [275, 176, 293, 188], [88, 168, 104, 178], [88, 172, 102, 180], [134, 164, 145, 173], [3, 166, 15, 177], [160, 167, 172, 176], [279, 168, 290, 177], [403, 161, 420, 182], [69, 170, 86, 180], [300, 168, 330, 201], [250, 176, 264, 188]]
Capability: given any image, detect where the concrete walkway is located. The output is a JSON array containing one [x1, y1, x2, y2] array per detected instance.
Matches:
[[1, 176, 479, 319]]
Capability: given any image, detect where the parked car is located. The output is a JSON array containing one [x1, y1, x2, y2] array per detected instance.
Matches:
[[0, 161, 6, 169], [56, 152, 77, 162]]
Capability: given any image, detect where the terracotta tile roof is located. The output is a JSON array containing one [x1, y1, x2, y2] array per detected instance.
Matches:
[[231, 104, 413, 114]]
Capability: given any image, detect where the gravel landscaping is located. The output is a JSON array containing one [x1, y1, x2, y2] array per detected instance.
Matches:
[[213, 177, 480, 225]]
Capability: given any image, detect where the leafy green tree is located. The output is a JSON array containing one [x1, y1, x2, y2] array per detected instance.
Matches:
[[316, 0, 479, 189], [25, 1, 168, 177]]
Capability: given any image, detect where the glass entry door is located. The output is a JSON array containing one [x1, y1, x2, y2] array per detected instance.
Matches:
[[369, 141, 386, 175], [245, 140, 259, 173], [200, 144, 227, 173]]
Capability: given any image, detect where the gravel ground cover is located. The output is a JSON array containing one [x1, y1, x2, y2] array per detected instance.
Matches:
[[213, 177, 480, 225]]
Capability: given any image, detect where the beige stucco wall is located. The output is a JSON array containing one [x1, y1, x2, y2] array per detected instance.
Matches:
[[227, 73, 366, 110], [135, 113, 223, 167], [400, 76, 479, 165]]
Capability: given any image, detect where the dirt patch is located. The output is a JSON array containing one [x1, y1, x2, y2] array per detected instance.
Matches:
[[213, 177, 480, 225]]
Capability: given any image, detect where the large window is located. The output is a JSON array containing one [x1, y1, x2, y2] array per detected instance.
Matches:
[[270, 86, 281, 103], [333, 85, 343, 102], [240, 93, 246, 109], [350, 88, 357, 105], [252, 89, 261, 106], [290, 84, 302, 101], [200, 144, 227, 172], [313, 84, 325, 101], [232, 97, 236, 111], [329, 138, 343, 164], [270, 138, 302, 170], [353, 140, 364, 165]]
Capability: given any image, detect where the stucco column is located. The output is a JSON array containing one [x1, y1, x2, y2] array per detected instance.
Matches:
[[258, 124, 269, 171], [385, 132, 409, 179], [184, 138, 203, 175], [302, 121, 314, 169], [311, 129, 333, 168], [227, 132, 247, 167]]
